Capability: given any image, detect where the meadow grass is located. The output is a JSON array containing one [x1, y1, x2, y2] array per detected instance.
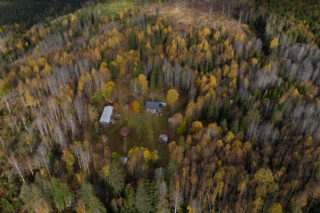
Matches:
[[102, 110, 169, 165]]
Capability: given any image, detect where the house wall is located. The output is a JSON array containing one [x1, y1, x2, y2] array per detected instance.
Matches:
[[100, 121, 109, 127], [146, 109, 157, 114]]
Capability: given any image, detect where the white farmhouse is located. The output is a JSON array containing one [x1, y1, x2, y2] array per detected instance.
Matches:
[[99, 106, 113, 127]]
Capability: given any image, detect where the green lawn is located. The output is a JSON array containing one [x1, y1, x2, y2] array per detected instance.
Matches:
[[93, 80, 178, 166], [101, 110, 169, 165]]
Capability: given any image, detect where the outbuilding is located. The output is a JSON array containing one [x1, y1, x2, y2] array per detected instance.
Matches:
[[99, 106, 113, 127], [120, 127, 130, 137], [158, 134, 168, 144]]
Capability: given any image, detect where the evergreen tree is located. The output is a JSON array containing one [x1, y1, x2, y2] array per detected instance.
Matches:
[[121, 185, 136, 213], [20, 183, 39, 213], [155, 180, 170, 213], [150, 69, 157, 89], [207, 101, 219, 121], [78, 183, 106, 213], [135, 181, 153, 213], [231, 119, 239, 134], [49, 178, 74, 212], [167, 160, 178, 180], [221, 119, 228, 133], [129, 30, 137, 50], [157, 72, 164, 89], [20, 173, 52, 213], [108, 161, 125, 197]]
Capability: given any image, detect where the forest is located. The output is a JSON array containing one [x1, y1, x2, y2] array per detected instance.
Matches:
[[0, 0, 320, 212], [0, 0, 90, 27]]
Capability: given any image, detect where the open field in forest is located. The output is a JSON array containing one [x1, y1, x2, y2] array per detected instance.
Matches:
[[95, 80, 187, 165], [92, 81, 171, 165], [102, 111, 169, 165], [145, 1, 252, 35]]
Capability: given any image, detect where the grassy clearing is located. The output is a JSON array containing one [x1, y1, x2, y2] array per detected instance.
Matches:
[[94, 81, 170, 165], [101, 110, 169, 165]]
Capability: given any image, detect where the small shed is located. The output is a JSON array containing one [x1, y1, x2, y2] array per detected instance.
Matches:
[[120, 127, 130, 137], [145, 101, 166, 114], [158, 134, 168, 144], [99, 106, 113, 127]]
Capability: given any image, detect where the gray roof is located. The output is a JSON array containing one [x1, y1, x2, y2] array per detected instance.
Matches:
[[99, 106, 113, 124], [145, 101, 165, 110]]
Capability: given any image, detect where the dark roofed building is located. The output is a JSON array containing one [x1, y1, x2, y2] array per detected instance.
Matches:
[[145, 101, 166, 114]]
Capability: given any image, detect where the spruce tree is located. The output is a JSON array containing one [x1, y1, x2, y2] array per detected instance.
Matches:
[[121, 185, 135, 213], [78, 183, 106, 213], [49, 178, 74, 212], [135, 181, 153, 213], [108, 161, 125, 197], [155, 180, 170, 213], [150, 69, 157, 89], [157, 72, 164, 89]]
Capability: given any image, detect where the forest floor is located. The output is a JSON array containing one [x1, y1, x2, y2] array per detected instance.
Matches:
[[145, 1, 252, 36]]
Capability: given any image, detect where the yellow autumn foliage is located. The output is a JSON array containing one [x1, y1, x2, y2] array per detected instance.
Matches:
[[167, 89, 179, 106], [270, 38, 279, 49]]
